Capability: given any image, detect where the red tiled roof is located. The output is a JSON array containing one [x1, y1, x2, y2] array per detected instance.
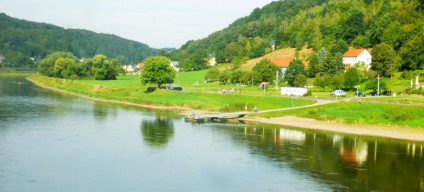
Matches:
[[268, 56, 308, 68], [343, 48, 366, 57], [138, 63, 143, 68]]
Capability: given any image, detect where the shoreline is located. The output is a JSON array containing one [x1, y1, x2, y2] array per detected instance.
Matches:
[[27, 77, 191, 113], [28, 76, 424, 142], [240, 116, 424, 142]]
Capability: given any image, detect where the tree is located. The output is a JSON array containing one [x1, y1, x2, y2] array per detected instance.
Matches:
[[205, 67, 220, 82], [330, 74, 344, 89], [306, 54, 320, 77], [284, 59, 306, 86], [367, 0, 392, 45], [37, 52, 77, 77], [252, 59, 279, 84], [344, 67, 362, 89], [189, 49, 208, 71], [230, 69, 244, 84], [91, 54, 120, 80], [400, 31, 424, 70], [53, 57, 76, 78], [371, 43, 396, 77], [366, 78, 387, 91], [344, 10, 365, 43], [322, 52, 344, 76], [318, 47, 327, 66], [314, 74, 331, 90], [140, 56, 176, 88], [329, 39, 348, 55], [293, 74, 307, 87], [219, 70, 230, 85]]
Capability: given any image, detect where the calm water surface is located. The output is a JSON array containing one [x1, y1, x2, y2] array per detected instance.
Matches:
[[0, 75, 423, 192]]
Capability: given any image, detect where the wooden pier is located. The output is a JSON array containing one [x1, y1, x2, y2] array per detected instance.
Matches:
[[185, 111, 248, 123]]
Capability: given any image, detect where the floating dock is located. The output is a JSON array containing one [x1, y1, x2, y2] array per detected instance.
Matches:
[[184, 111, 248, 123]]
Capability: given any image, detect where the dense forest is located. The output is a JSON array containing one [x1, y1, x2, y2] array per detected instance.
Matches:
[[0, 13, 158, 69], [168, 0, 424, 74]]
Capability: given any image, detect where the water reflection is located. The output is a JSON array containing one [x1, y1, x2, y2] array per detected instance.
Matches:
[[217, 124, 424, 192], [140, 116, 174, 148]]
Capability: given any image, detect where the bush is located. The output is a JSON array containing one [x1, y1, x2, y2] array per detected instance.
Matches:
[[70, 74, 79, 81], [304, 89, 312, 96], [383, 110, 410, 121]]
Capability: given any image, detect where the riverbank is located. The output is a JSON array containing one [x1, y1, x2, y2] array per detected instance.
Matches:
[[28, 74, 424, 142], [241, 116, 424, 142], [27, 76, 191, 112]]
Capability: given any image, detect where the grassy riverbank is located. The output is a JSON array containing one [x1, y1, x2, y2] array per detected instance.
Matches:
[[252, 102, 424, 128], [29, 74, 315, 112]]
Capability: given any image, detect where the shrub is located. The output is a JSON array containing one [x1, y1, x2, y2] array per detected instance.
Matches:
[[383, 110, 410, 121]]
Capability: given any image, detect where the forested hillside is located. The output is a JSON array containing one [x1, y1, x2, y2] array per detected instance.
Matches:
[[170, 0, 424, 74], [0, 13, 158, 68]]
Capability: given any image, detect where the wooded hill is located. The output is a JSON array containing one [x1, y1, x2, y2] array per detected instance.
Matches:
[[170, 0, 424, 74], [0, 13, 158, 68]]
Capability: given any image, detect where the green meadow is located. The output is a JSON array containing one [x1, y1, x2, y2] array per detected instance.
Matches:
[[29, 74, 314, 112]]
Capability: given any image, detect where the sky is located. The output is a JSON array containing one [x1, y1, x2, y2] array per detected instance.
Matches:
[[0, 0, 274, 49]]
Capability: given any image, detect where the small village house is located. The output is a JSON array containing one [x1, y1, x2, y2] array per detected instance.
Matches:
[[342, 48, 371, 70], [268, 56, 308, 74], [170, 61, 180, 72]]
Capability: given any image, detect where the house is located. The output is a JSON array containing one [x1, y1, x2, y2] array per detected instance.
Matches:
[[342, 48, 371, 69], [123, 64, 136, 73], [268, 56, 308, 74], [170, 61, 180, 72]]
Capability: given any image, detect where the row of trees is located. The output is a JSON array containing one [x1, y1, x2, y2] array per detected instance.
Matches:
[[37, 52, 122, 80], [0, 13, 157, 69], [168, 0, 424, 76]]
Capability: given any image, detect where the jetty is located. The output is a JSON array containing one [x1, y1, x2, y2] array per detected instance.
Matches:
[[185, 111, 249, 123]]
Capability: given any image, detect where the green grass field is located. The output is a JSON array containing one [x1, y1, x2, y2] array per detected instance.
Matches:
[[253, 101, 424, 128], [29, 74, 314, 112]]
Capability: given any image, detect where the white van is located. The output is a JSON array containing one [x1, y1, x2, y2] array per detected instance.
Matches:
[[330, 90, 346, 97]]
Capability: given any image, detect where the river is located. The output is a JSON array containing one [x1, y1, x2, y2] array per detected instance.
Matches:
[[1, 75, 423, 192]]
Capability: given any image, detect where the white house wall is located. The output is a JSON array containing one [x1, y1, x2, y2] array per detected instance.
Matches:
[[343, 50, 372, 69]]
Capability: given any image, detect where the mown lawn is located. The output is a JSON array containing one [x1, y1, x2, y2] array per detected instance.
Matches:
[[253, 101, 424, 128], [29, 74, 315, 112]]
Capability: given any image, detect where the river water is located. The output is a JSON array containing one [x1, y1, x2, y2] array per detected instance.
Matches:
[[0, 75, 423, 192]]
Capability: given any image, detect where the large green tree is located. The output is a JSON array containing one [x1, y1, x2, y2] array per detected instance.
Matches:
[[91, 54, 120, 80], [400, 31, 424, 70], [37, 52, 77, 77], [252, 59, 279, 84], [284, 59, 306, 87], [371, 43, 396, 77], [140, 56, 176, 88], [344, 10, 365, 43], [344, 67, 362, 89]]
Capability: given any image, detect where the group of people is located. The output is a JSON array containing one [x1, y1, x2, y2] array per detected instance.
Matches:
[[220, 88, 234, 94], [245, 103, 259, 112]]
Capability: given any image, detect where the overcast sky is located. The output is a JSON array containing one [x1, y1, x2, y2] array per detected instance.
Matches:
[[0, 0, 274, 48]]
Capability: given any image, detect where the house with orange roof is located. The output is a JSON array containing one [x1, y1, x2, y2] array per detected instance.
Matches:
[[268, 56, 308, 74], [342, 48, 371, 69]]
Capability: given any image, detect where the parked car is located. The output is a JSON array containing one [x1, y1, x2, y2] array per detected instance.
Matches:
[[369, 90, 380, 96], [382, 91, 392, 96], [166, 85, 182, 91], [354, 91, 366, 97], [330, 90, 346, 97]]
